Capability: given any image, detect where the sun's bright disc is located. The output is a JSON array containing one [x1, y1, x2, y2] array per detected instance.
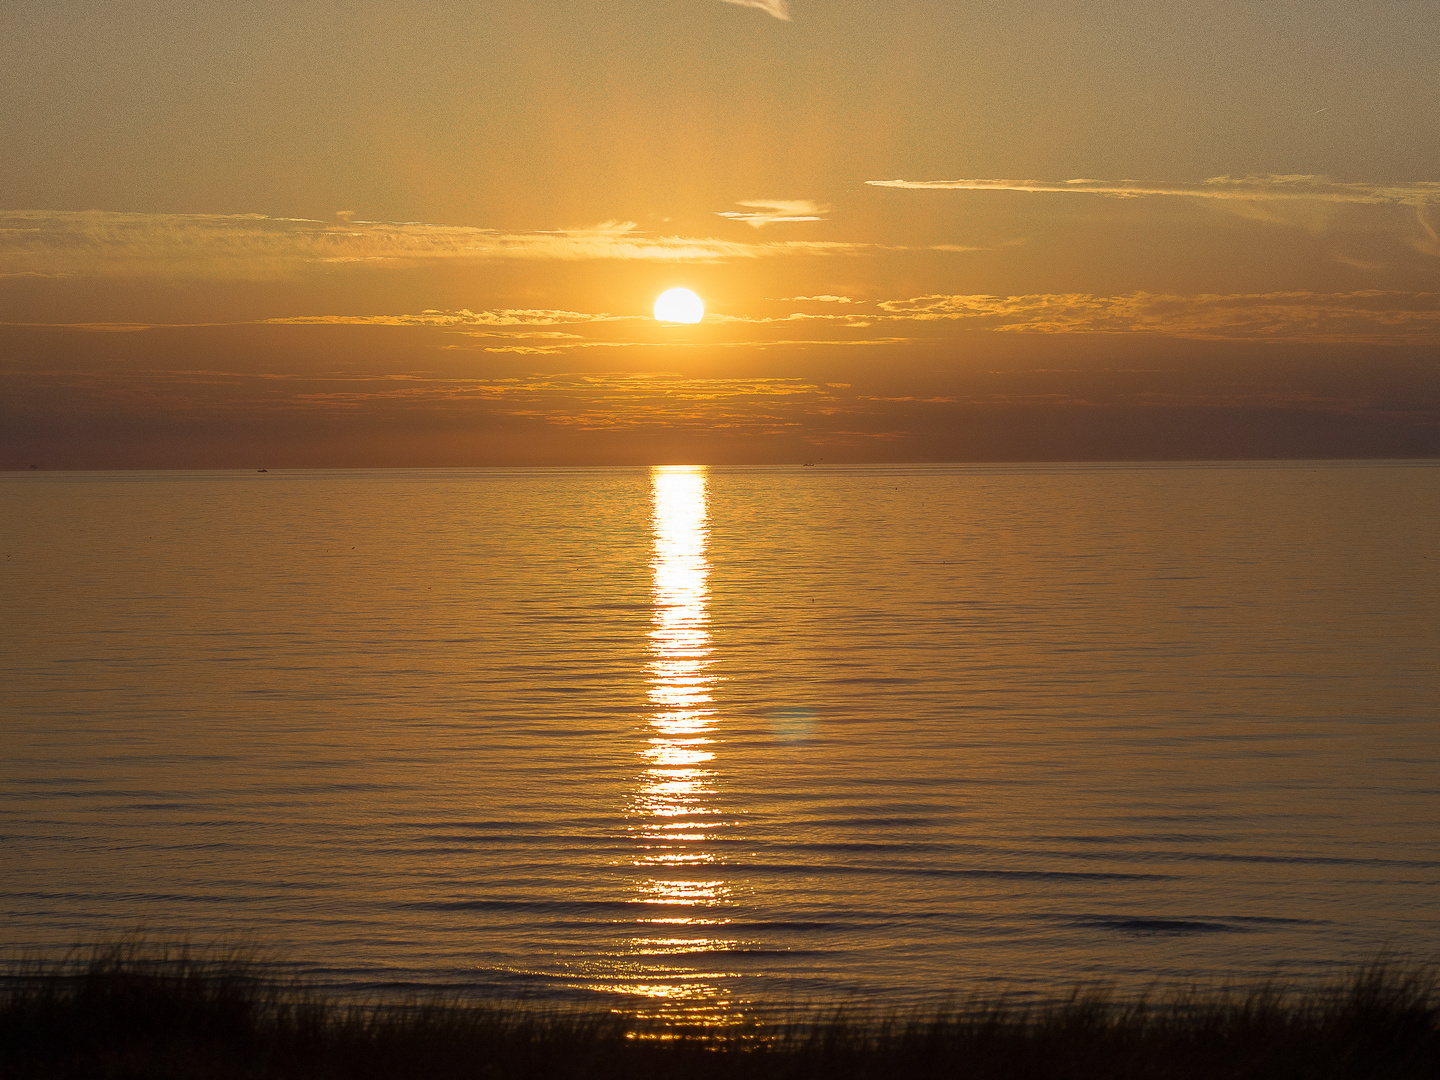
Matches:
[[653, 287, 704, 323]]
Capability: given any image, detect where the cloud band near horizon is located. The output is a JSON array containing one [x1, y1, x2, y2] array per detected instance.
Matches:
[[7, 290, 1436, 344]]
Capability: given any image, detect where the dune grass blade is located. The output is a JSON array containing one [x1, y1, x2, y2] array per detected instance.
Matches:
[[1, 946, 1435, 1079]]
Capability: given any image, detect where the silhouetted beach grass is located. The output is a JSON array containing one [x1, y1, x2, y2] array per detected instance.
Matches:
[[2, 944, 1436, 1079]]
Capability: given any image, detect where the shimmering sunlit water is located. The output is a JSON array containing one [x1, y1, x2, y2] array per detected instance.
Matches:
[[2, 462, 1437, 1019]]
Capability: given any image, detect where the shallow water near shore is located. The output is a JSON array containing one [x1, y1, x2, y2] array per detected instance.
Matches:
[[3, 462, 1438, 1022]]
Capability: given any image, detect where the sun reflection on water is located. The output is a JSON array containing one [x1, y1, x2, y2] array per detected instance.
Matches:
[[636, 466, 720, 877], [620, 465, 745, 1025]]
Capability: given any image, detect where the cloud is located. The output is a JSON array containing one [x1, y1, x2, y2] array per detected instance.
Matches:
[[716, 199, 827, 227], [476, 335, 908, 355], [2, 308, 641, 332], [864, 175, 1440, 206], [876, 290, 1440, 342], [719, 0, 790, 21], [715, 337, 908, 348], [0, 363, 843, 435], [266, 306, 893, 342], [0, 321, 204, 333], [263, 308, 636, 327], [0, 211, 872, 278], [867, 175, 1440, 254], [778, 294, 855, 303], [1, 305, 881, 336], [16, 293, 1433, 346], [479, 342, 634, 355], [706, 310, 867, 324]]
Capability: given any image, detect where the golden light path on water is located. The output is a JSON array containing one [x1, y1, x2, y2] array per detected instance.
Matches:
[[623, 465, 742, 1025]]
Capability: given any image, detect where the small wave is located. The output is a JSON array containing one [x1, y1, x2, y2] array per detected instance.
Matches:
[[403, 899, 666, 915], [661, 948, 830, 958], [744, 863, 1176, 882], [721, 921, 858, 931], [1065, 916, 1245, 935]]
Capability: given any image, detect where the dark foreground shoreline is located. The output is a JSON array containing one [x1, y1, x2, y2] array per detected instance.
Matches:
[[2, 947, 1436, 1079]]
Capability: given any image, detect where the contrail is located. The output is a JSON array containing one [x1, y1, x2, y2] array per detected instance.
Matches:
[[720, 0, 791, 21]]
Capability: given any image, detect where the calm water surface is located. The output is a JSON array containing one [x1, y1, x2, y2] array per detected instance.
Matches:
[[2, 463, 1438, 1020]]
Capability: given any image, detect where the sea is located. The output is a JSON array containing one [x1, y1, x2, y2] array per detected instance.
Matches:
[[3, 462, 1437, 1022]]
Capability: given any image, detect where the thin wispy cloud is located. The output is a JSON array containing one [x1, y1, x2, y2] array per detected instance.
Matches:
[[478, 342, 634, 355], [0, 211, 871, 279], [264, 308, 636, 327], [719, 0, 791, 21], [867, 175, 1440, 254], [0, 321, 221, 333], [274, 307, 882, 337], [1, 306, 874, 336], [707, 311, 868, 324], [470, 336, 904, 355], [1, 309, 639, 332], [716, 199, 827, 227], [877, 290, 1440, 342], [865, 175, 1440, 206]]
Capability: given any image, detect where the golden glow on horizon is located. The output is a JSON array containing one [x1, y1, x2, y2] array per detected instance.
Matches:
[[653, 288, 705, 324]]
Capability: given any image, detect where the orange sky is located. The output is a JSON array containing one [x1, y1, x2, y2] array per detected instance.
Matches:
[[3, 0, 1438, 466]]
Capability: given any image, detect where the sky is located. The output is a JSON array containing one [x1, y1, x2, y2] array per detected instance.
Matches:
[[2, 0, 1438, 467]]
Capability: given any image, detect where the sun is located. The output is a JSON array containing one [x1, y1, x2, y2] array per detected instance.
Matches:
[[653, 287, 704, 323]]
